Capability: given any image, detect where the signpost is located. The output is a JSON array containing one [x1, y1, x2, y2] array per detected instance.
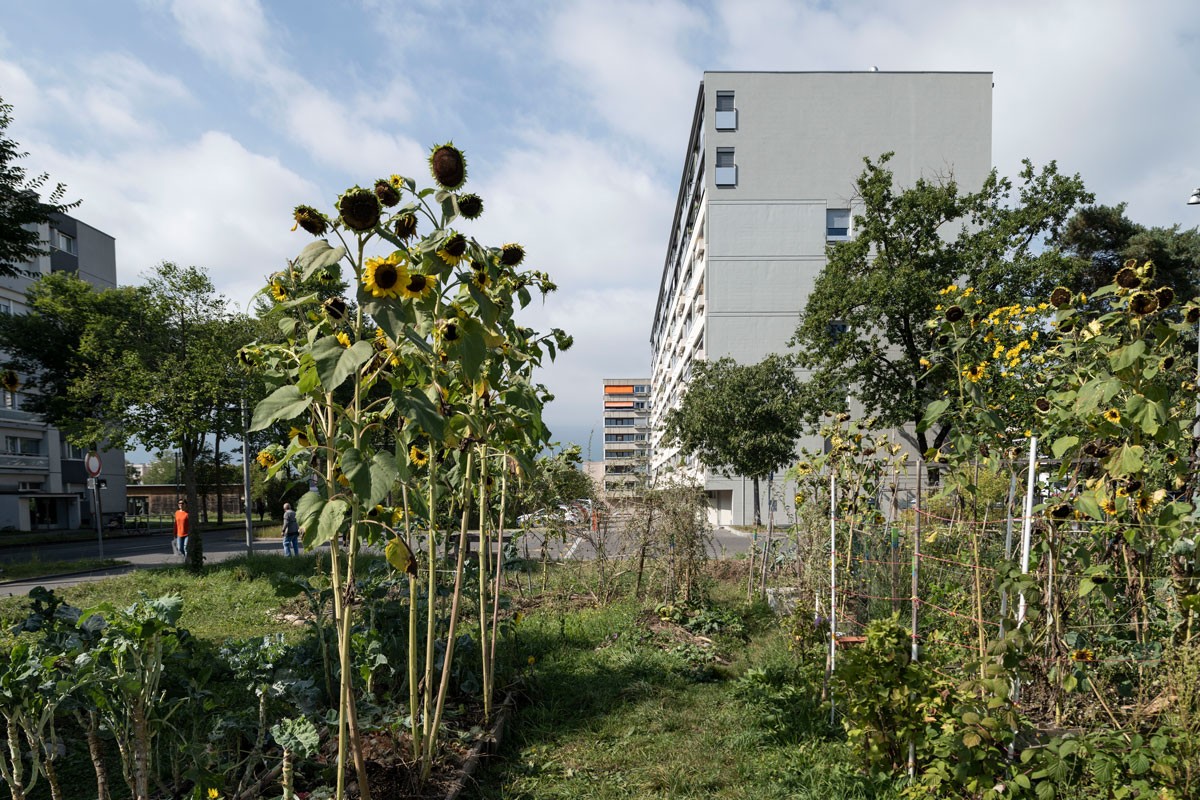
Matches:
[[85, 451, 104, 558]]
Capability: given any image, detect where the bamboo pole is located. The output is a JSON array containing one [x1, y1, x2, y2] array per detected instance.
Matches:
[[829, 470, 837, 726]]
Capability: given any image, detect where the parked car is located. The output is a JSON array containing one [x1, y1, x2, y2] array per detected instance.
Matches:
[[517, 506, 581, 526]]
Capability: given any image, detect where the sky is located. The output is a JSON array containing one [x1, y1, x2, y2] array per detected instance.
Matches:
[[2, 0, 1200, 462]]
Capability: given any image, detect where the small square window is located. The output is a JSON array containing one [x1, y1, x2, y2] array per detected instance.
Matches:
[[714, 91, 737, 130], [827, 208, 851, 239], [50, 229, 77, 255], [715, 147, 737, 186]]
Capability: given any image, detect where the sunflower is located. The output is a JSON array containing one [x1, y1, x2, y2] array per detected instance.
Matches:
[[795, 461, 813, 476], [500, 242, 525, 267], [1050, 503, 1072, 519], [429, 142, 467, 190], [919, 357, 932, 370], [236, 348, 256, 368], [458, 193, 484, 219], [374, 327, 389, 348], [1187, 306, 1200, 325], [794, 493, 804, 507], [374, 178, 401, 207], [293, 204, 329, 237], [256, 450, 277, 469], [471, 270, 492, 291], [363, 255, 407, 299], [336, 331, 352, 348], [1155, 286, 1174, 308], [1115, 265, 1141, 289], [1034, 397, 1051, 414], [1071, 648, 1096, 663], [944, 305, 964, 322], [322, 296, 348, 320], [1166, 451, 1179, 465], [393, 213, 418, 241], [270, 281, 287, 302], [337, 187, 381, 232], [409, 445, 429, 468], [1049, 286, 1072, 308], [963, 362, 986, 383], [1103, 407, 1121, 424], [438, 232, 468, 265], [436, 319, 460, 342], [1101, 496, 1118, 515], [399, 271, 436, 300], [1129, 292, 1158, 316], [288, 427, 310, 447]]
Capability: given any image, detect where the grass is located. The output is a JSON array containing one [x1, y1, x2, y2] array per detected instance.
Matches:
[[0, 557, 127, 582]]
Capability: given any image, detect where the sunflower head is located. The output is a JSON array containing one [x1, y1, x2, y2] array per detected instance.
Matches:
[[374, 178, 402, 208], [436, 319, 460, 342], [1188, 306, 1200, 325], [269, 280, 288, 302], [1162, 355, 1175, 370], [336, 331, 352, 348], [471, 270, 492, 291], [293, 205, 329, 237], [288, 427, 311, 447], [500, 242, 525, 267], [438, 232, 468, 265], [363, 255, 407, 299], [429, 142, 467, 190], [1155, 286, 1174, 309], [1101, 497, 1118, 515], [1115, 265, 1141, 289], [236, 347, 256, 369], [1049, 286, 1072, 308], [458, 193, 484, 219], [1071, 648, 1096, 663], [409, 444, 429, 468], [943, 305, 965, 323], [963, 362, 986, 383], [256, 450, 278, 469], [0, 370, 19, 393], [400, 271, 436, 300], [1129, 291, 1158, 316], [337, 187, 381, 232], [1103, 407, 1121, 425], [1050, 503, 1072, 519], [322, 296, 348, 321], [1034, 397, 1051, 414], [393, 211, 417, 239]]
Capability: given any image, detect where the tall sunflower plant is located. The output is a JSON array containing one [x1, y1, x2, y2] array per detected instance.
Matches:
[[241, 143, 566, 794]]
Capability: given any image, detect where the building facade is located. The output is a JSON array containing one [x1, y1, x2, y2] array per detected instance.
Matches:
[[0, 212, 127, 531], [649, 71, 993, 525], [601, 378, 651, 495]]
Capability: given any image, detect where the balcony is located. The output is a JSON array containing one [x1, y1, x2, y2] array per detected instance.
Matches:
[[0, 453, 50, 471], [715, 165, 737, 187]]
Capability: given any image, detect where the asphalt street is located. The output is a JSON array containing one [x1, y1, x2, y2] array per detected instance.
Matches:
[[0, 521, 762, 597]]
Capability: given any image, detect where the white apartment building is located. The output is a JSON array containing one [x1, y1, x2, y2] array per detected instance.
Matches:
[[601, 378, 651, 495], [0, 212, 127, 531], [650, 71, 992, 526]]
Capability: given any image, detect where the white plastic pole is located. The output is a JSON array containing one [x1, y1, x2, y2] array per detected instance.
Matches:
[[1016, 437, 1038, 628], [829, 470, 837, 725]]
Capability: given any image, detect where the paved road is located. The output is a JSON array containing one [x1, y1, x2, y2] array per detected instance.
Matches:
[[0, 522, 766, 598]]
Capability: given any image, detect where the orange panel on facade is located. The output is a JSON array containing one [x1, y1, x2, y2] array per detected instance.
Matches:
[[604, 401, 634, 408], [604, 385, 634, 394]]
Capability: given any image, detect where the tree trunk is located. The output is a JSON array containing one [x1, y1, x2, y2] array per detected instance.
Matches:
[[752, 476, 762, 527], [215, 424, 224, 525]]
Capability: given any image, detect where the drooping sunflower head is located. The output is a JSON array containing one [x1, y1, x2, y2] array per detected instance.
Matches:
[[1188, 305, 1200, 325], [429, 142, 468, 190], [500, 242, 525, 267], [944, 305, 964, 323], [269, 279, 288, 302], [1049, 503, 1072, 520], [288, 427, 311, 447], [1049, 286, 1072, 308], [400, 271, 436, 300], [409, 444, 429, 468], [322, 296, 348, 321], [1136, 259, 1156, 280], [436, 318, 460, 342], [363, 255, 407, 299], [1115, 265, 1141, 289], [374, 178, 402, 208], [0, 370, 19, 393], [1129, 291, 1158, 316], [293, 204, 329, 237], [1155, 286, 1174, 309], [236, 347, 257, 369], [438, 232, 468, 265], [336, 331, 352, 348], [393, 213, 418, 241], [256, 450, 278, 469], [337, 187, 381, 232], [458, 193, 484, 219], [1103, 407, 1121, 425]]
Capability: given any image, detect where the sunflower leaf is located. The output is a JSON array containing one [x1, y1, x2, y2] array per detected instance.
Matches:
[[251, 385, 311, 431], [311, 338, 374, 392], [404, 389, 445, 442], [1108, 339, 1146, 372], [385, 536, 418, 576], [296, 240, 347, 282], [342, 447, 398, 508], [314, 498, 349, 548], [1051, 436, 1079, 459], [297, 493, 326, 546]]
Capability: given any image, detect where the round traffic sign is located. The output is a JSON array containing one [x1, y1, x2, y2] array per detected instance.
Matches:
[[84, 451, 102, 477]]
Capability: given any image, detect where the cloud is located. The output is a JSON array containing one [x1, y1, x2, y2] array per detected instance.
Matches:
[[33, 131, 319, 310]]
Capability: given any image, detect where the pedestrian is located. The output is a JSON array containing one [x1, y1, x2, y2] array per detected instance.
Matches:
[[281, 502, 301, 556], [174, 499, 190, 558]]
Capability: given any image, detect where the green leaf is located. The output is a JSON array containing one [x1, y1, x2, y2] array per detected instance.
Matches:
[[250, 385, 310, 431], [919, 398, 952, 432], [296, 240, 347, 281], [342, 448, 398, 508], [962, 730, 981, 748], [405, 388, 446, 441], [271, 716, 320, 758], [1051, 435, 1079, 459], [1108, 339, 1146, 372], [297, 492, 326, 545], [1104, 443, 1145, 477], [1125, 393, 1164, 436], [311, 338, 374, 392], [385, 536, 417, 576], [1128, 749, 1150, 775], [317, 498, 350, 545]]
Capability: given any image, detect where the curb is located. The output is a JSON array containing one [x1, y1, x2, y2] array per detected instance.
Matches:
[[444, 691, 517, 800]]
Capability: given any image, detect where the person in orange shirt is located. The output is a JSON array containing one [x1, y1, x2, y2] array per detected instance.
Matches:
[[174, 499, 190, 558]]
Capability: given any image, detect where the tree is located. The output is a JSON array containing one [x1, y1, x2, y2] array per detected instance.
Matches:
[[791, 153, 1092, 456], [0, 97, 78, 276], [662, 354, 804, 526], [140, 455, 179, 486], [0, 263, 255, 567], [1054, 203, 1200, 300]]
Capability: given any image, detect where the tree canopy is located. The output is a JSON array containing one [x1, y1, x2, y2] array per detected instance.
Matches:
[[790, 153, 1092, 455], [662, 354, 804, 525], [0, 97, 78, 276]]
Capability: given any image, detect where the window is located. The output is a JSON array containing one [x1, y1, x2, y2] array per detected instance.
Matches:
[[714, 91, 737, 130], [827, 208, 851, 239], [715, 148, 737, 187], [633, 384, 650, 394], [0, 300, 10, 315], [50, 229, 77, 255], [5, 436, 40, 455], [605, 417, 636, 427], [1, 390, 18, 410]]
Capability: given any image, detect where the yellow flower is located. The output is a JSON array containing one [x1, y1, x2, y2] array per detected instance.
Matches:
[[409, 445, 429, 467], [1071, 648, 1096, 663], [919, 357, 932, 370], [471, 270, 492, 291], [527, 655, 536, 666], [208, 789, 220, 800], [363, 255, 406, 299], [963, 362, 986, 383], [270, 281, 287, 302], [288, 427, 310, 447], [1101, 497, 1118, 515], [336, 331, 351, 348], [399, 271, 436, 300], [256, 450, 277, 469], [1103, 408, 1121, 424]]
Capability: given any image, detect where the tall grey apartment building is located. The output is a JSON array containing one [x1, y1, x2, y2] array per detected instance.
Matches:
[[0, 212, 127, 532], [649, 71, 992, 526], [602, 378, 651, 495]]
